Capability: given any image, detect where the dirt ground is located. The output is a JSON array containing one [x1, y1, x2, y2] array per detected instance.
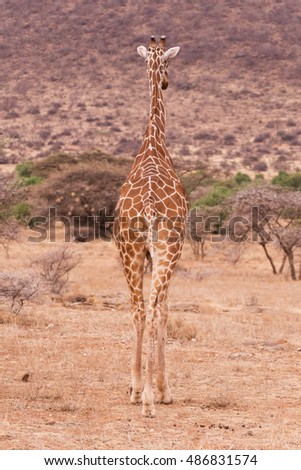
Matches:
[[1, 233, 301, 450]]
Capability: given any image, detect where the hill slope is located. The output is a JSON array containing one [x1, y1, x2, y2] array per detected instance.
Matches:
[[1, 0, 301, 173]]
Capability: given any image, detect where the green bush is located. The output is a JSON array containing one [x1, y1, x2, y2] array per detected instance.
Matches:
[[22, 175, 43, 186], [12, 202, 31, 220], [272, 171, 301, 190], [16, 162, 34, 178], [195, 184, 235, 207], [16, 161, 43, 186], [234, 172, 251, 185]]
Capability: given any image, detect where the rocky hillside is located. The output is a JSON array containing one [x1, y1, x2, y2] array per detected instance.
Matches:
[[1, 0, 301, 174]]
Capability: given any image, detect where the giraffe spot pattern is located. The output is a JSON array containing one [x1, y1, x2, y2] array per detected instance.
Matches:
[[113, 38, 187, 417]]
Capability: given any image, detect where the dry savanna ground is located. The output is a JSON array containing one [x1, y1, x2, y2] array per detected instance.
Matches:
[[1, 231, 301, 450]]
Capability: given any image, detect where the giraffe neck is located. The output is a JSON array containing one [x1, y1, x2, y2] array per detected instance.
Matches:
[[148, 69, 166, 144], [128, 58, 176, 178]]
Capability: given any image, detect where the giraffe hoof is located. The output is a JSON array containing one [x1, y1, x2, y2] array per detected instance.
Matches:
[[158, 389, 173, 404], [161, 396, 173, 405], [130, 391, 142, 404], [142, 404, 156, 418]]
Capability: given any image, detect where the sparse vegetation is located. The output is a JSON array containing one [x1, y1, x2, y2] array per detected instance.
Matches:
[[16, 162, 43, 186], [230, 186, 301, 280], [192, 172, 252, 209], [272, 170, 301, 191], [1, 0, 300, 173], [0, 247, 80, 312], [12, 202, 31, 221], [167, 314, 198, 341], [195, 184, 234, 208], [0, 218, 20, 257], [252, 161, 268, 172], [31, 247, 80, 294], [180, 168, 208, 196], [0, 271, 43, 313], [233, 172, 251, 186]]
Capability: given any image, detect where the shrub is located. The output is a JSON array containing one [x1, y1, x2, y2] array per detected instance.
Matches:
[[180, 169, 208, 195], [31, 247, 80, 294], [0, 218, 20, 257], [194, 131, 218, 141], [277, 130, 296, 142], [12, 202, 31, 221], [286, 119, 296, 127], [21, 175, 43, 186], [195, 184, 235, 207], [234, 172, 251, 185], [254, 132, 270, 143], [253, 161, 268, 172], [0, 248, 80, 312], [0, 173, 25, 225], [272, 171, 301, 190], [16, 162, 34, 178], [0, 271, 42, 313], [16, 162, 43, 186], [167, 314, 198, 341], [223, 134, 236, 145]]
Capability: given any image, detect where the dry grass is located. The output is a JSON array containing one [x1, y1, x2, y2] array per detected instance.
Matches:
[[167, 314, 198, 341], [0, 232, 301, 449]]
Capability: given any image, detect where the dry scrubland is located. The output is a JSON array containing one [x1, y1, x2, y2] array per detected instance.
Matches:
[[1, 233, 301, 450], [1, 0, 301, 175]]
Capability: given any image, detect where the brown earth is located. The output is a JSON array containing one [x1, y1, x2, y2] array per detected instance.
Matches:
[[1, 233, 301, 450]]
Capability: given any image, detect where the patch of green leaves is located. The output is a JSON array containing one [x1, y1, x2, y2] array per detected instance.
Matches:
[[12, 202, 31, 221], [272, 170, 301, 190], [16, 162, 43, 186]]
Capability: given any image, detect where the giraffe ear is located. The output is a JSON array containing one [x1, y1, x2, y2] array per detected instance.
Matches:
[[162, 47, 180, 61], [137, 46, 149, 59]]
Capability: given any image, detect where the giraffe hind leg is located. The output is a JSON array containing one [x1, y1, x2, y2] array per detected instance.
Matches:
[[142, 281, 159, 417], [117, 242, 146, 405], [156, 300, 173, 405], [143, 242, 184, 416], [142, 247, 181, 416]]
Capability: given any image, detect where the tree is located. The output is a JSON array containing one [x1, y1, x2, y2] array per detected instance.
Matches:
[[0, 174, 23, 256], [230, 186, 301, 279], [274, 227, 301, 280]]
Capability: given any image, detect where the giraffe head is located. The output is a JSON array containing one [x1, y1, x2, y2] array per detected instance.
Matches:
[[137, 36, 180, 90]]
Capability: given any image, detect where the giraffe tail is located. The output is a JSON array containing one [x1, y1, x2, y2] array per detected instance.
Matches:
[[143, 198, 157, 261]]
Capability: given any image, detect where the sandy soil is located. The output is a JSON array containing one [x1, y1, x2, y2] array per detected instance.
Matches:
[[1, 233, 301, 450]]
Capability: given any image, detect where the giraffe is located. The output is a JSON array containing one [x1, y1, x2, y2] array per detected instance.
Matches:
[[113, 35, 188, 417]]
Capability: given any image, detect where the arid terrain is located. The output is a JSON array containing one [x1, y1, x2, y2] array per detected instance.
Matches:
[[1, 0, 301, 175], [0, 233, 301, 450], [1, 0, 301, 451]]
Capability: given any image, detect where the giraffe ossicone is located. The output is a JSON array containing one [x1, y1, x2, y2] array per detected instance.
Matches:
[[113, 35, 188, 417]]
